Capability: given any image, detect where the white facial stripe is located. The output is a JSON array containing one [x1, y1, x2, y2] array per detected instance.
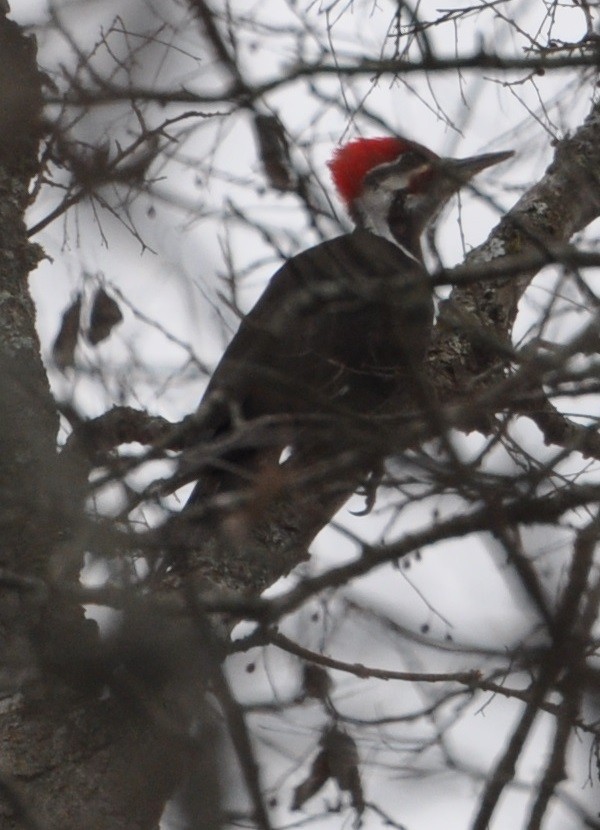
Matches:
[[366, 168, 412, 194], [365, 161, 432, 194], [353, 187, 421, 264], [406, 163, 434, 190], [353, 187, 396, 243], [351, 160, 435, 264]]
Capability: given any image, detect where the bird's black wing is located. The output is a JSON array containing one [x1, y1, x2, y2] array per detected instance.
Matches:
[[201, 229, 432, 425], [184, 229, 432, 504]]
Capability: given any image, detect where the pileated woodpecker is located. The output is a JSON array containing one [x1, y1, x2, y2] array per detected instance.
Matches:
[[184, 136, 512, 510]]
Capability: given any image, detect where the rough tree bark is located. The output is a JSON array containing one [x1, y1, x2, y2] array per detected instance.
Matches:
[[0, 12, 208, 830]]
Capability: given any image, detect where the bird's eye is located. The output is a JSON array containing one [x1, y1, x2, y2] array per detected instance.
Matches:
[[396, 151, 427, 173]]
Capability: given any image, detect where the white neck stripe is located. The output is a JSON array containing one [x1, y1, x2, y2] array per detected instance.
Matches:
[[352, 188, 422, 265], [391, 239, 421, 265]]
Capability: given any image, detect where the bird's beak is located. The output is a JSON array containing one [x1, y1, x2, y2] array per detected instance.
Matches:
[[403, 148, 514, 233], [439, 149, 514, 185]]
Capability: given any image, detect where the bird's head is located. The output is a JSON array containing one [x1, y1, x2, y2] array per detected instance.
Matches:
[[328, 136, 513, 258]]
